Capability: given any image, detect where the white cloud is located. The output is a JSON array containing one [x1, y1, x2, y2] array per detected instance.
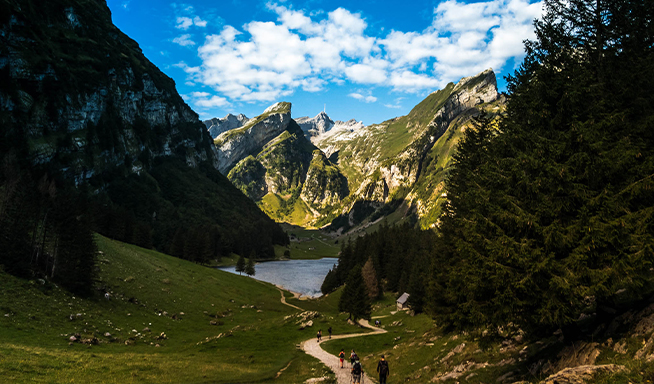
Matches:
[[186, 91, 230, 109], [348, 93, 377, 103], [172, 34, 195, 47], [176, 15, 207, 30], [183, 0, 542, 102]]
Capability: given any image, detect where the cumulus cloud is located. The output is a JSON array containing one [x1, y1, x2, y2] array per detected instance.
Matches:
[[184, 0, 542, 102], [187, 91, 230, 109], [348, 93, 377, 103], [176, 16, 207, 30], [172, 34, 195, 47]]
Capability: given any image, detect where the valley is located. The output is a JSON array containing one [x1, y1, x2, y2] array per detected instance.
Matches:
[[1, 0, 653, 383]]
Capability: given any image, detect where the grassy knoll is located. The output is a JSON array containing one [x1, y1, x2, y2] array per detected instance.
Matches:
[[0, 234, 351, 383]]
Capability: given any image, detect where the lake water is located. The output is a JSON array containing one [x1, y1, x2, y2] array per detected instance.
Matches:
[[218, 258, 338, 298]]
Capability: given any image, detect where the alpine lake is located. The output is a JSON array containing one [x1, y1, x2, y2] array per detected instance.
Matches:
[[218, 258, 338, 297]]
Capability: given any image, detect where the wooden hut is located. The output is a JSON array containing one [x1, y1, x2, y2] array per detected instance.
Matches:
[[396, 292, 410, 310]]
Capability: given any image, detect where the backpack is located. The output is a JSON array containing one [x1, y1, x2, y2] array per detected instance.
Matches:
[[378, 360, 388, 375], [339, 352, 345, 358], [352, 362, 361, 374]]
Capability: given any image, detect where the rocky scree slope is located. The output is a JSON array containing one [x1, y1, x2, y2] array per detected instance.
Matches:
[[0, 0, 287, 256]]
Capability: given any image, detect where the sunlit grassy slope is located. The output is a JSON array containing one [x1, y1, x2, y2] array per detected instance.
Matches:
[[0, 234, 353, 383]]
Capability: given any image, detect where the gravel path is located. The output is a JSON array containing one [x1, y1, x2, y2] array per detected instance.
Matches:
[[301, 320, 386, 384]]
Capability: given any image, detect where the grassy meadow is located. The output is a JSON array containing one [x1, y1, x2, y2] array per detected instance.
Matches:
[[2, 234, 649, 383], [0, 235, 354, 383]]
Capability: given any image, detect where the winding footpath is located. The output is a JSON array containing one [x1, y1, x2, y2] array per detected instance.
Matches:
[[274, 286, 386, 383], [301, 320, 386, 384]]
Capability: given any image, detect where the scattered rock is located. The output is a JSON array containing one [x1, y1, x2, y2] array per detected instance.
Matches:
[[104, 332, 111, 337], [635, 333, 654, 361], [496, 371, 514, 383], [432, 361, 489, 382], [304, 377, 328, 384], [543, 341, 600, 375], [541, 364, 626, 384], [69, 335, 77, 342], [612, 340, 627, 354], [142, 327, 150, 332], [299, 320, 313, 329], [210, 320, 218, 326]]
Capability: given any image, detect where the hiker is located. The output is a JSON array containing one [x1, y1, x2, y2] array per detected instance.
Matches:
[[328, 326, 332, 339], [317, 329, 322, 342], [351, 357, 363, 384], [377, 355, 389, 384], [350, 349, 358, 366], [339, 349, 345, 368]]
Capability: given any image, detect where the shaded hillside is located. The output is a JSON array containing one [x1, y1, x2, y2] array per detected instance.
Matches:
[[0, 0, 287, 269]]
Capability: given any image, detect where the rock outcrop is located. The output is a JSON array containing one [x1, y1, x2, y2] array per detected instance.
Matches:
[[0, 0, 218, 182], [315, 68, 503, 232], [296, 111, 334, 137], [204, 113, 249, 139], [300, 151, 349, 208], [214, 102, 292, 173]]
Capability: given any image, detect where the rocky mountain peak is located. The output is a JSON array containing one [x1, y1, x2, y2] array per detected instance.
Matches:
[[204, 113, 249, 139], [296, 111, 335, 137], [213, 101, 293, 173]]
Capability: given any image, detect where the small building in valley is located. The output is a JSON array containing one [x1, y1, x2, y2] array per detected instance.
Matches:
[[396, 292, 410, 310]]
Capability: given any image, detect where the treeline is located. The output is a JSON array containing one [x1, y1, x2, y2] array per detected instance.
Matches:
[[324, 0, 654, 337], [0, 153, 96, 295], [321, 223, 436, 314]]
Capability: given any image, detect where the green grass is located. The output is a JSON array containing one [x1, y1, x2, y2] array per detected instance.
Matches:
[[282, 224, 340, 259], [0, 234, 353, 383], [1, 234, 646, 383]]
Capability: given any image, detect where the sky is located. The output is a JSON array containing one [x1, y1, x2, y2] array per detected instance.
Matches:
[[106, 0, 543, 125]]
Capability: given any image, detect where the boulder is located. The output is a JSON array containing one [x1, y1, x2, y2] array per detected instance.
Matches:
[[541, 364, 626, 384]]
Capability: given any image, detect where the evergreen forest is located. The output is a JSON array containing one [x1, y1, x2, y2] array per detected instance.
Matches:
[[326, 0, 654, 338]]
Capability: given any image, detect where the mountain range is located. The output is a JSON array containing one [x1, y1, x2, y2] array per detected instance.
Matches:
[[208, 69, 505, 232]]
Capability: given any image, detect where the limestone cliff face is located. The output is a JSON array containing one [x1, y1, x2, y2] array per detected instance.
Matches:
[[296, 111, 334, 138], [218, 103, 348, 226], [204, 113, 249, 139], [0, 0, 218, 183], [311, 68, 504, 231], [214, 102, 292, 174], [300, 151, 349, 208]]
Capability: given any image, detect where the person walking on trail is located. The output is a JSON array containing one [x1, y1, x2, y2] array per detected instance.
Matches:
[[317, 329, 322, 342], [377, 355, 389, 384], [351, 357, 363, 384], [328, 326, 332, 339], [350, 350, 358, 366], [339, 349, 345, 368]]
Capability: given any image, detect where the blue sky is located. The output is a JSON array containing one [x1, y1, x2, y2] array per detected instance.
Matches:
[[106, 0, 542, 124]]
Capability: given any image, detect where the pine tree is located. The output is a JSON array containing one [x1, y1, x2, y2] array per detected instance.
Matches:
[[245, 257, 256, 277], [338, 266, 371, 321], [235, 254, 246, 275], [361, 257, 380, 300], [432, 0, 654, 334]]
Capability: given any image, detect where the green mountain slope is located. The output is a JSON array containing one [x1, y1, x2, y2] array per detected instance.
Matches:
[[221, 105, 348, 227], [314, 69, 505, 232]]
